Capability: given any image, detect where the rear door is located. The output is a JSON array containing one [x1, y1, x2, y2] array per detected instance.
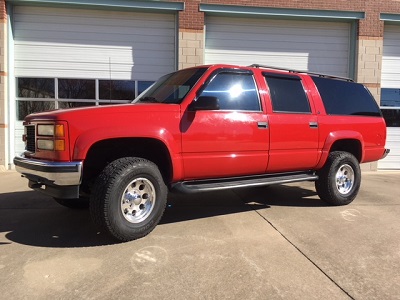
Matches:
[[264, 73, 319, 172], [181, 69, 269, 179]]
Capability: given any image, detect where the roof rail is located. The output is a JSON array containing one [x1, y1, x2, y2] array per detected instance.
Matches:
[[248, 64, 353, 82]]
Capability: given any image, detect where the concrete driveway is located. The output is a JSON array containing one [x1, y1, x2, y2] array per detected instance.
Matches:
[[0, 170, 399, 299]]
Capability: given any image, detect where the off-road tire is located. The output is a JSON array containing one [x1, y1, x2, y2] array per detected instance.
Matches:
[[90, 157, 167, 242], [315, 151, 361, 206], [53, 197, 89, 209]]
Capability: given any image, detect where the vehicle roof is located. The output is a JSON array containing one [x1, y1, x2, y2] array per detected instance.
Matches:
[[200, 64, 353, 82]]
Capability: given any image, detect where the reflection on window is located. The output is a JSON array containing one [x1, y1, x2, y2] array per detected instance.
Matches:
[[17, 101, 55, 120], [200, 72, 260, 111], [137, 68, 206, 104], [59, 79, 95, 99], [138, 81, 154, 95], [99, 80, 135, 100], [17, 78, 54, 98], [58, 101, 96, 109], [381, 88, 400, 107]]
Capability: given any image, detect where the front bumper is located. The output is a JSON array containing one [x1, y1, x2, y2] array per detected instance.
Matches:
[[14, 155, 83, 198]]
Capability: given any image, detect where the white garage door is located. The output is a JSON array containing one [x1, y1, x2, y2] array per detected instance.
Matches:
[[205, 16, 351, 78], [13, 5, 177, 156], [379, 25, 400, 170], [14, 6, 177, 80]]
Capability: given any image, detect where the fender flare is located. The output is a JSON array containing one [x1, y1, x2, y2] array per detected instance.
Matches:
[[316, 131, 364, 169]]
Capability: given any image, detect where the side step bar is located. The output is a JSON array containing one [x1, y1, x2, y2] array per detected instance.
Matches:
[[171, 171, 318, 194]]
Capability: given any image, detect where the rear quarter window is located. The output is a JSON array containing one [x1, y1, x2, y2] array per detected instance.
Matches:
[[312, 77, 382, 117]]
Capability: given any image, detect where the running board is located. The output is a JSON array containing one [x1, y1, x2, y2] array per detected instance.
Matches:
[[171, 171, 318, 194]]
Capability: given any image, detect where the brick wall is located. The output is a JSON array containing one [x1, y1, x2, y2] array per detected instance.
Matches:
[[178, 0, 400, 35]]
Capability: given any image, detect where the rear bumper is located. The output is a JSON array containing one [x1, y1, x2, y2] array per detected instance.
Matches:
[[382, 148, 390, 159], [14, 155, 83, 198]]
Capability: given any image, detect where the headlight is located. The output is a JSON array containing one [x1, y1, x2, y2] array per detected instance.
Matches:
[[37, 124, 54, 136], [37, 139, 54, 150], [37, 124, 64, 137], [36, 123, 66, 152]]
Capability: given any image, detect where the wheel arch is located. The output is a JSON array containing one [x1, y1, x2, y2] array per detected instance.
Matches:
[[80, 138, 174, 193], [316, 131, 364, 169]]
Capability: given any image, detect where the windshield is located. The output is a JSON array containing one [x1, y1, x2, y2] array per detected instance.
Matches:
[[134, 68, 207, 104]]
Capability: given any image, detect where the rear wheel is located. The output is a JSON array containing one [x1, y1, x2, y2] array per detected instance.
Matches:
[[90, 157, 167, 242], [315, 151, 361, 206]]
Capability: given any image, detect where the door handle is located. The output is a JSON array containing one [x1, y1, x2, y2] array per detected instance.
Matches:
[[309, 122, 318, 128], [258, 122, 268, 129]]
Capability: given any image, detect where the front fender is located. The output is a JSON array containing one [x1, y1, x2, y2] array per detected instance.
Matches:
[[71, 125, 184, 180]]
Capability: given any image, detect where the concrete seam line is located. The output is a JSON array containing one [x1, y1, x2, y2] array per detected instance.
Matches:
[[246, 203, 355, 300]]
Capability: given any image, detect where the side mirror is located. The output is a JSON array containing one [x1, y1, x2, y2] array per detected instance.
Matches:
[[188, 96, 220, 111]]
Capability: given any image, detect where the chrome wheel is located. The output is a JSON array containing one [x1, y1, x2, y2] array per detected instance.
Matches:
[[335, 164, 354, 195], [121, 178, 156, 223]]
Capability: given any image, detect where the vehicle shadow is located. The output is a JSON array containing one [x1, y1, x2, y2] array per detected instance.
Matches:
[[1, 184, 325, 248]]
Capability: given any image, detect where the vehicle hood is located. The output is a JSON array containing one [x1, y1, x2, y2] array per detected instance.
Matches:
[[24, 103, 181, 122]]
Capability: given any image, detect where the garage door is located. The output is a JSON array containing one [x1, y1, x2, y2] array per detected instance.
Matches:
[[205, 16, 351, 78], [379, 25, 400, 170], [13, 5, 177, 156], [14, 6, 176, 80]]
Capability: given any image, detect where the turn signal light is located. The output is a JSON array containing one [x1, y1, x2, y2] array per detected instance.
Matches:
[[55, 139, 65, 151]]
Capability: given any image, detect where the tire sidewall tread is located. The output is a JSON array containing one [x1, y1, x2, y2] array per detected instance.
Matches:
[[90, 157, 167, 242], [316, 151, 361, 206]]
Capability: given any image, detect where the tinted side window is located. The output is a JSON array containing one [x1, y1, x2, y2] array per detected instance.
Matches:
[[312, 77, 382, 116], [200, 72, 261, 111], [265, 75, 311, 113]]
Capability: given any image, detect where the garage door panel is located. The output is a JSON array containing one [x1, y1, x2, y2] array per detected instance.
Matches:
[[206, 38, 348, 55], [14, 6, 175, 27], [205, 16, 350, 77], [379, 25, 400, 169], [14, 6, 176, 80], [378, 128, 400, 170]]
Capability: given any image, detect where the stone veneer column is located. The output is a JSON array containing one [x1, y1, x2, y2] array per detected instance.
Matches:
[[357, 37, 383, 103], [357, 37, 383, 171], [0, 0, 8, 171], [178, 29, 204, 69]]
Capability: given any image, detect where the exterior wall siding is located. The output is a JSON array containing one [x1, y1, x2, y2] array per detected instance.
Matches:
[[0, 0, 7, 171]]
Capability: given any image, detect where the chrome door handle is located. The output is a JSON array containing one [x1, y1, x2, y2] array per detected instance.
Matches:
[[257, 122, 268, 129], [309, 122, 318, 128]]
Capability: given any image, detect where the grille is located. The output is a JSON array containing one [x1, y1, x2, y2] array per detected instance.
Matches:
[[26, 125, 36, 153]]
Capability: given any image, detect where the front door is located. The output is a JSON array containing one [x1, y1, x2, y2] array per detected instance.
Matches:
[[181, 70, 269, 179]]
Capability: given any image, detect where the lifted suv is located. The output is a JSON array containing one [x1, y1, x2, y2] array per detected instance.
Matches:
[[14, 64, 389, 242]]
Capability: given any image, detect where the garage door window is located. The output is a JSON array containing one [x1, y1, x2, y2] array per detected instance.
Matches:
[[381, 88, 400, 127], [16, 78, 155, 120]]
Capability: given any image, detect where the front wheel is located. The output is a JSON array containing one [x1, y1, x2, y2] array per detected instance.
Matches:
[[90, 157, 167, 242], [315, 151, 361, 206]]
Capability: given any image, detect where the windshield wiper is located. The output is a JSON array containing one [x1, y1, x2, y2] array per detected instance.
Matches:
[[139, 96, 159, 103]]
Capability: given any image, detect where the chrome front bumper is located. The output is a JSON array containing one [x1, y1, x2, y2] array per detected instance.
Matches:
[[14, 155, 83, 198], [14, 155, 83, 186]]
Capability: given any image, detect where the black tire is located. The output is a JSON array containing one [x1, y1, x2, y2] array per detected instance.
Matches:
[[53, 197, 89, 209], [315, 151, 361, 206], [89, 157, 167, 242]]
